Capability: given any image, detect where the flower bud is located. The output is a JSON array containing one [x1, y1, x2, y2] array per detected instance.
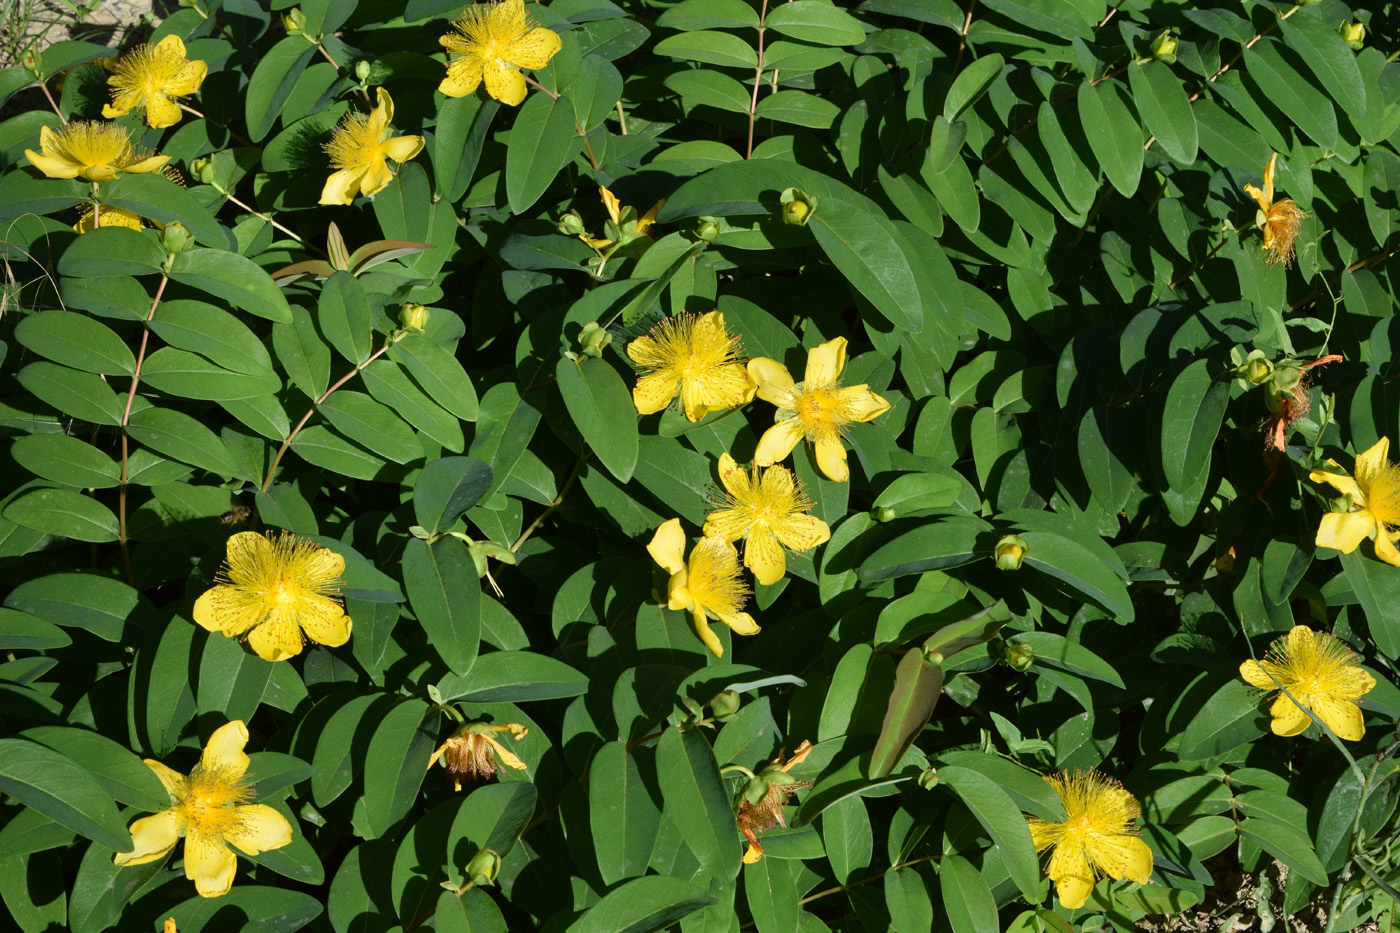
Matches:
[[1340, 20, 1364, 49], [557, 210, 586, 237], [463, 848, 501, 887], [1329, 495, 1354, 514], [917, 767, 939, 790], [1150, 31, 1177, 64], [871, 506, 897, 523], [710, 690, 741, 721], [1005, 641, 1035, 672], [161, 222, 192, 253], [399, 302, 429, 333], [191, 157, 216, 185], [281, 7, 307, 33], [994, 534, 1028, 571], [779, 187, 816, 226], [21, 48, 40, 75], [355, 61, 373, 84], [695, 216, 721, 242], [1244, 355, 1273, 385]]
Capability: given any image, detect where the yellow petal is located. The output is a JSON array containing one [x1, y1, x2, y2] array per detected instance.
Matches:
[[440, 59, 484, 97], [814, 435, 850, 483], [144, 759, 188, 803], [486, 735, 529, 770], [743, 527, 787, 586], [145, 95, 182, 129], [320, 167, 367, 205], [24, 149, 81, 178], [370, 87, 394, 135], [166, 59, 208, 97], [748, 358, 796, 408], [1262, 151, 1276, 205], [154, 34, 187, 58], [185, 832, 238, 898], [1308, 458, 1363, 501], [1268, 693, 1311, 737], [508, 26, 563, 70], [647, 518, 687, 575], [1026, 817, 1062, 852], [804, 337, 847, 389], [359, 156, 394, 199], [771, 512, 831, 552], [1085, 833, 1153, 884], [1240, 659, 1283, 690], [296, 595, 352, 648], [1312, 695, 1365, 741], [600, 187, 622, 225], [1374, 528, 1400, 567], [101, 102, 132, 119], [123, 155, 171, 175], [691, 609, 724, 657], [742, 842, 763, 863], [715, 452, 744, 498], [192, 588, 229, 634], [835, 385, 891, 423], [114, 809, 180, 866], [246, 610, 304, 661], [1334, 664, 1377, 701], [202, 720, 251, 777], [754, 419, 805, 467], [1046, 842, 1094, 909], [226, 804, 293, 855], [666, 573, 693, 611], [483, 59, 527, 106], [633, 371, 680, 415], [1316, 510, 1375, 553], [381, 134, 425, 164], [715, 609, 759, 636], [1354, 437, 1391, 490]]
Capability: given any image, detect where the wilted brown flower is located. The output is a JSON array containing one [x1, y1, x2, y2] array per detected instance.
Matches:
[[429, 722, 528, 790], [737, 740, 813, 864]]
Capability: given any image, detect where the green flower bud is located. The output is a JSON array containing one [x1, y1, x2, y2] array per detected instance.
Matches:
[[779, 187, 817, 226], [1150, 31, 1177, 64], [1244, 353, 1274, 385], [463, 848, 501, 887], [994, 534, 1028, 571], [1340, 20, 1364, 49], [355, 61, 373, 83], [695, 216, 721, 242], [871, 506, 897, 523], [1005, 641, 1035, 672], [191, 157, 216, 185], [710, 689, 741, 721], [557, 210, 586, 237], [917, 767, 939, 790], [399, 302, 429, 333], [281, 7, 307, 33], [21, 48, 40, 75], [161, 222, 192, 253]]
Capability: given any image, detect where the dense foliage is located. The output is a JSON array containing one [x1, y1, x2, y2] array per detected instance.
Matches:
[[1, 0, 1399, 930]]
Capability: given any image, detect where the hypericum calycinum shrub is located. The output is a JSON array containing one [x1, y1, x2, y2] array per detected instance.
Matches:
[[0, 0, 1396, 931]]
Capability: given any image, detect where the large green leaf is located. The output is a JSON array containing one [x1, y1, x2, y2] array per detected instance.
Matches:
[[168, 248, 293, 324], [505, 91, 579, 214], [589, 741, 662, 886], [436, 651, 589, 702], [556, 357, 639, 483], [937, 765, 1040, 900], [1127, 60, 1198, 165], [403, 536, 480, 675], [362, 699, 435, 839], [0, 739, 131, 852], [657, 727, 741, 880]]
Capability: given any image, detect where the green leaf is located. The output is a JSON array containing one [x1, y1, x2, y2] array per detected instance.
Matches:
[[3, 489, 118, 543], [654, 31, 757, 69], [1340, 549, 1400, 660], [1013, 631, 1124, 687], [809, 193, 924, 333], [0, 608, 71, 651], [15, 310, 134, 375], [1078, 407, 1134, 514], [469, 384, 543, 504], [1237, 818, 1328, 885], [1077, 78, 1142, 197], [860, 516, 989, 581], [977, 0, 1096, 40], [272, 306, 332, 401], [1362, 149, 1400, 251], [1161, 359, 1227, 491], [436, 651, 589, 702], [196, 632, 272, 724], [434, 94, 499, 204], [657, 727, 741, 881], [57, 227, 164, 277], [754, 89, 840, 129], [1179, 677, 1268, 759], [363, 359, 465, 453], [0, 173, 85, 223], [318, 391, 421, 464], [10, 435, 121, 489], [937, 765, 1040, 900], [570, 875, 716, 933], [868, 649, 943, 779], [127, 407, 241, 477], [943, 54, 1003, 122], [0, 739, 131, 852], [657, 0, 760, 31], [665, 69, 751, 113], [1279, 10, 1366, 125], [505, 91, 579, 214], [319, 271, 374, 365], [744, 856, 801, 933], [404, 537, 480, 675], [362, 698, 435, 839], [311, 693, 382, 807], [556, 357, 639, 483], [1127, 61, 1197, 165], [572, 55, 625, 132], [589, 741, 662, 886], [1018, 530, 1134, 623], [940, 854, 998, 933], [140, 348, 281, 401], [1242, 38, 1337, 149], [391, 334, 480, 422], [245, 36, 320, 142], [151, 299, 275, 376], [414, 456, 494, 535], [821, 795, 872, 884], [100, 173, 231, 249], [436, 887, 509, 933], [764, 1, 865, 46], [67, 840, 165, 933], [168, 248, 293, 324], [19, 726, 167, 812]]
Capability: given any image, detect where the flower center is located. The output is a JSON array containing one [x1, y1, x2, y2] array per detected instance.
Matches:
[[180, 765, 252, 839], [58, 122, 131, 167], [687, 539, 749, 617], [796, 386, 845, 438], [326, 114, 383, 170]]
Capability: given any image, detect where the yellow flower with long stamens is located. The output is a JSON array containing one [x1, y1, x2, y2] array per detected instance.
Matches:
[[1025, 770, 1153, 910], [319, 88, 425, 205], [627, 311, 756, 422], [1309, 437, 1400, 567], [703, 453, 830, 585], [438, 0, 563, 106], [193, 531, 352, 662], [1239, 626, 1376, 740], [100, 35, 208, 128], [429, 721, 529, 791], [738, 740, 812, 864], [24, 121, 169, 181], [1244, 152, 1307, 268], [114, 720, 293, 898], [749, 337, 891, 482], [647, 518, 758, 658]]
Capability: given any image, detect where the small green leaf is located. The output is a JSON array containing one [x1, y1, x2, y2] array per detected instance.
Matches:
[[403, 537, 480, 675], [556, 357, 639, 483], [505, 91, 579, 214]]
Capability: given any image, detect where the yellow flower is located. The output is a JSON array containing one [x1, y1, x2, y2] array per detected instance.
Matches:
[[319, 88, 425, 205], [582, 186, 664, 250], [1309, 437, 1400, 566], [626, 311, 756, 422], [24, 121, 169, 182], [193, 531, 353, 662], [647, 518, 758, 658], [114, 721, 293, 898], [1239, 625, 1376, 741], [738, 740, 812, 864], [703, 453, 830, 585], [100, 35, 208, 128], [1025, 770, 1153, 910], [749, 337, 891, 482], [164, 920, 177, 933], [1243, 152, 1307, 268], [74, 204, 144, 234], [438, 0, 563, 106], [428, 721, 529, 791]]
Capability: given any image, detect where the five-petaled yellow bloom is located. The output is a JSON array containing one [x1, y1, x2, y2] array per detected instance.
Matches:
[[439, 0, 563, 106], [114, 720, 293, 898], [100, 35, 208, 128], [24, 121, 169, 182], [1309, 437, 1400, 567], [1239, 625, 1376, 741], [703, 452, 830, 585], [1025, 770, 1153, 911], [1244, 152, 1306, 268], [193, 531, 353, 662], [648, 518, 759, 658], [320, 88, 425, 205], [627, 311, 757, 422], [749, 337, 891, 482], [429, 721, 529, 791]]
